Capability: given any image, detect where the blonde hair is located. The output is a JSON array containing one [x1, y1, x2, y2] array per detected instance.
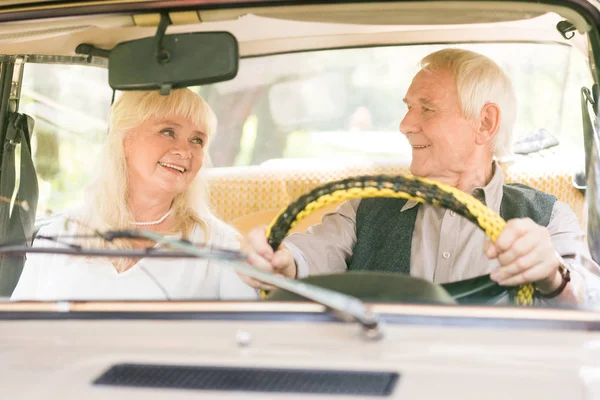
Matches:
[[78, 88, 217, 250], [420, 48, 517, 158]]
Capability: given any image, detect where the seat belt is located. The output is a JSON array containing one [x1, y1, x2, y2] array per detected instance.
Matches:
[[581, 85, 600, 265], [0, 113, 38, 297], [581, 85, 598, 178]]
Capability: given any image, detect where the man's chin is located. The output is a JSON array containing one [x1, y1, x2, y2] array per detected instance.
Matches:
[[409, 164, 429, 178]]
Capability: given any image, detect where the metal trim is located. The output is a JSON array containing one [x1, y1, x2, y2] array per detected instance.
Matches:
[[2, 309, 600, 332]]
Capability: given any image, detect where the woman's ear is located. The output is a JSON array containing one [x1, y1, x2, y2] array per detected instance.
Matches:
[[476, 103, 501, 145], [122, 131, 134, 158]]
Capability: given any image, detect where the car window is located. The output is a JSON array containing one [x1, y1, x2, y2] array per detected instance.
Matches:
[[202, 43, 591, 168], [19, 63, 112, 217]]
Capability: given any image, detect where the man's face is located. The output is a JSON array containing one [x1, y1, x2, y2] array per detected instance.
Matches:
[[400, 68, 478, 181]]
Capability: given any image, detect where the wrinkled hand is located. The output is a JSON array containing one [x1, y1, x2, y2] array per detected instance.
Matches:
[[486, 218, 562, 293], [240, 226, 297, 290]]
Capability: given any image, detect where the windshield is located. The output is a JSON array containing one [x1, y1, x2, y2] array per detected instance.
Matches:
[[204, 43, 586, 168], [0, 39, 596, 309]]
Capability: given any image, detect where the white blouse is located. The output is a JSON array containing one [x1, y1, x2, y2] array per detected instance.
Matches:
[[10, 214, 258, 301]]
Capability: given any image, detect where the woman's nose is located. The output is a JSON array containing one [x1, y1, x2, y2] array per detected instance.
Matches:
[[171, 140, 192, 159]]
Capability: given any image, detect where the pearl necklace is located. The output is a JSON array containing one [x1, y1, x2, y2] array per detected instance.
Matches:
[[130, 209, 172, 226]]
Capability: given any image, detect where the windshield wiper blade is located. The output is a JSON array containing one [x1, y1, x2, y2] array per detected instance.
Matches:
[[0, 230, 246, 261], [0, 246, 235, 259], [137, 230, 383, 340], [1, 228, 383, 339]]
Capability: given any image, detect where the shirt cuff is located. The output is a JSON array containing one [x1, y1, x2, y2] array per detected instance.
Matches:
[[284, 241, 310, 279], [563, 257, 600, 305]]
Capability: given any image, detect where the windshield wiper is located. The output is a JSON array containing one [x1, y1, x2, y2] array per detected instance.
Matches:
[[0, 231, 246, 261], [1, 229, 383, 340]]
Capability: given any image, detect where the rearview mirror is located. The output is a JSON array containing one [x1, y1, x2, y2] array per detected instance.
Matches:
[[109, 31, 239, 93]]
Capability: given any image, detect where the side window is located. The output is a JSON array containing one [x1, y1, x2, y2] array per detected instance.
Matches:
[[19, 63, 112, 217]]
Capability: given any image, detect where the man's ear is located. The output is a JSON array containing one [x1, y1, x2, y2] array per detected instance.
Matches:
[[475, 103, 501, 145]]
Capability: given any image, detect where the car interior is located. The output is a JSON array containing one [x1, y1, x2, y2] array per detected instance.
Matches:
[[2, 1, 600, 399]]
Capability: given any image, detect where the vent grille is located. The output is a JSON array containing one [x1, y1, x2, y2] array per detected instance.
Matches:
[[93, 363, 399, 396]]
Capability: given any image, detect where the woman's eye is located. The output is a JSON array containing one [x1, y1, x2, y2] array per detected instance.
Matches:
[[191, 137, 204, 146], [161, 129, 175, 137]]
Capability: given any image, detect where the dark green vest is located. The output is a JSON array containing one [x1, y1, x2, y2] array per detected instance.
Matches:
[[347, 183, 557, 274]]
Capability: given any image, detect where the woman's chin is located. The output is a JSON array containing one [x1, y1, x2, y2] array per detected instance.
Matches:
[[153, 181, 188, 197]]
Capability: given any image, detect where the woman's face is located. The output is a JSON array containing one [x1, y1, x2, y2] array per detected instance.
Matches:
[[123, 115, 207, 197]]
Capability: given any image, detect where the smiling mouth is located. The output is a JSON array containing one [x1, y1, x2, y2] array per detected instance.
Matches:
[[158, 162, 186, 173], [412, 145, 431, 150]]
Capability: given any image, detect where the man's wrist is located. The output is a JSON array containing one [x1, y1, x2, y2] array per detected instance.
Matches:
[[534, 253, 571, 298], [535, 269, 563, 294]]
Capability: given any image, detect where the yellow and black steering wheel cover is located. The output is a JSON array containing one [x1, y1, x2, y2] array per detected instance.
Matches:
[[264, 174, 535, 306]]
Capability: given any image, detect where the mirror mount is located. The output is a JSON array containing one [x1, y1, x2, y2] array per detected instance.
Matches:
[[154, 13, 174, 95], [154, 13, 171, 66], [75, 43, 110, 62]]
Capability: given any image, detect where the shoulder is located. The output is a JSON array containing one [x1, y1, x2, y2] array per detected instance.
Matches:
[[549, 200, 583, 231], [34, 211, 81, 242], [503, 182, 558, 202], [192, 214, 240, 249], [501, 183, 557, 226]]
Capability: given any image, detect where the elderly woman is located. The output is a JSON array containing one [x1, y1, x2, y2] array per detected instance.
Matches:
[[11, 88, 257, 301]]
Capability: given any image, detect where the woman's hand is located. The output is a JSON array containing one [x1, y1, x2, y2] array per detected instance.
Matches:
[[486, 218, 562, 293], [240, 226, 297, 290]]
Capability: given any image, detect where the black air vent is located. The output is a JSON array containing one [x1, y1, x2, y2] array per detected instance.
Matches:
[[93, 363, 399, 396]]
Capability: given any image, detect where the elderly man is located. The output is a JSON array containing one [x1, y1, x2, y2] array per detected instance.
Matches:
[[245, 48, 598, 305]]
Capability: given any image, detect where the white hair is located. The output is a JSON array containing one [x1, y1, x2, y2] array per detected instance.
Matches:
[[420, 48, 517, 158], [77, 88, 217, 251]]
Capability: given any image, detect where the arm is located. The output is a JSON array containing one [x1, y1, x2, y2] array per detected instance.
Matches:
[[545, 201, 600, 305], [10, 218, 67, 301], [284, 199, 360, 277], [9, 254, 42, 301], [244, 199, 360, 288], [488, 201, 599, 306], [208, 221, 259, 300]]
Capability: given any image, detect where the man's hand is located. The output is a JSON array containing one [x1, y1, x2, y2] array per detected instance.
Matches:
[[486, 218, 562, 293], [240, 226, 298, 290]]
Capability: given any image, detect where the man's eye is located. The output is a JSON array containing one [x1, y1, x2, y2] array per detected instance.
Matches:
[[161, 129, 175, 137], [422, 107, 434, 113]]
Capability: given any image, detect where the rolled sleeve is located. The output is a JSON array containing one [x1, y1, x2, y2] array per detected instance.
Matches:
[[283, 199, 360, 276], [285, 242, 310, 278], [547, 201, 600, 306]]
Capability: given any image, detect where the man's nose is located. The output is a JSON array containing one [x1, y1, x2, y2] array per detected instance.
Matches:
[[399, 110, 418, 136]]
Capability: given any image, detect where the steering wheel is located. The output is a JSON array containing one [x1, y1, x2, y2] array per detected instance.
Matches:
[[263, 174, 536, 306]]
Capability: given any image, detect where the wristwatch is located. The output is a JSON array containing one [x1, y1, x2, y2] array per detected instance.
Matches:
[[534, 254, 571, 299]]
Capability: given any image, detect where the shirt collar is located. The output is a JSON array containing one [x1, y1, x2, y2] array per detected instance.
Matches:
[[400, 161, 504, 213]]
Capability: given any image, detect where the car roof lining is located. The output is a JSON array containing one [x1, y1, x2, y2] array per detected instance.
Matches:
[[0, 1, 590, 57], [195, 2, 590, 31]]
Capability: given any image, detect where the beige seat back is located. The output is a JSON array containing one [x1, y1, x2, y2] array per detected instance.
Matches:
[[209, 156, 586, 237]]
